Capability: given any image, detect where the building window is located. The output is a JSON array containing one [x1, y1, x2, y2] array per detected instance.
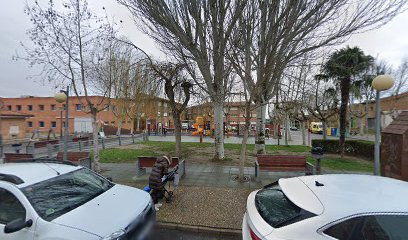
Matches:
[[111, 121, 115, 124], [28, 105, 33, 111], [51, 121, 57, 128], [51, 104, 56, 111], [28, 122, 33, 128], [76, 104, 82, 111], [39, 105, 45, 111], [16, 105, 22, 111], [39, 121, 45, 128], [7, 105, 12, 111], [62, 104, 66, 110]]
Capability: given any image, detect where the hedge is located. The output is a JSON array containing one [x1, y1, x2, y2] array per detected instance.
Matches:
[[311, 139, 374, 161]]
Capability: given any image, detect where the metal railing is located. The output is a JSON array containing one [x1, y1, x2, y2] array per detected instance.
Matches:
[[1, 134, 146, 159]]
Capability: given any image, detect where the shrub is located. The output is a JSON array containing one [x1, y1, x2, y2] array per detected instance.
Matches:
[[311, 139, 374, 161]]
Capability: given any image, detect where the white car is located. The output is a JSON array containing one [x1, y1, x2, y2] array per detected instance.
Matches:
[[0, 162, 155, 240], [243, 174, 408, 240]]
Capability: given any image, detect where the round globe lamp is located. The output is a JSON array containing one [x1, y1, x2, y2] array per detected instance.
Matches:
[[54, 92, 67, 103], [372, 74, 394, 176], [372, 74, 395, 91]]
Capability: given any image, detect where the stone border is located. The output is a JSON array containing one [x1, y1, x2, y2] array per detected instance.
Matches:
[[157, 221, 241, 236]]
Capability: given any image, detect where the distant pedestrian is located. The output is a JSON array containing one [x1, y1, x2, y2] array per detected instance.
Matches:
[[149, 156, 171, 211]]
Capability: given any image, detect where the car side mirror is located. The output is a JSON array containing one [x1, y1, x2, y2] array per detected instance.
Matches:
[[4, 218, 33, 234]]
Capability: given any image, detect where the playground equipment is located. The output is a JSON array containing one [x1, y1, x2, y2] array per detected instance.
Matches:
[[192, 116, 204, 136]]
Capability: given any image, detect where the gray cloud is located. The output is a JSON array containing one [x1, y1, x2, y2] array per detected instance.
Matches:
[[0, 1, 407, 97]]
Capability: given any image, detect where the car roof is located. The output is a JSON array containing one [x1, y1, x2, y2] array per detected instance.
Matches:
[[281, 174, 408, 218], [0, 163, 82, 188]]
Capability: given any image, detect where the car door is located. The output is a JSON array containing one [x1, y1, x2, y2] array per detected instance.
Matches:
[[0, 186, 36, 240]]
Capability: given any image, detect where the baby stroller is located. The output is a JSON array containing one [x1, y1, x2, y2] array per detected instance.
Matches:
[[144, 165, 180, 203]]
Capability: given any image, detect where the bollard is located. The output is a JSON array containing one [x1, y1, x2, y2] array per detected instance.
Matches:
[[78, 140, 82, 152], [311, 147, 324, 175], [118, 135, 122, 146], [131, 134, 135, 144], [47, 144, 53, 158]]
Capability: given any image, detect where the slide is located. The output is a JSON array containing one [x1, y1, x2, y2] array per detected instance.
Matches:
[[192, 116, 204, 136]]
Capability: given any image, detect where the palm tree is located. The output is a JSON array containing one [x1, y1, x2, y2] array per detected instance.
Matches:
[[324, 47, 373, 157]]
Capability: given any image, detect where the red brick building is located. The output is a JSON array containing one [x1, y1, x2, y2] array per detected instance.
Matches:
[[185, 101, 257, 131], [1, 95, 175, 137]]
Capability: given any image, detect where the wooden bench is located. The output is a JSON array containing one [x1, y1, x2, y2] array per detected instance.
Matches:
[[255, 155, 314, 177], [56, 152, 92, 169], [4, 153, 34, 163], [136, 156, 185, 178]]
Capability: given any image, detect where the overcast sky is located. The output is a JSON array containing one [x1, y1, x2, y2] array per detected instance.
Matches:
[[1, 1, 407, 98]]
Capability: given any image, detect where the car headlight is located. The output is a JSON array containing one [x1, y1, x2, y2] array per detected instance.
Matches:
[[102, 230, 126, 240]]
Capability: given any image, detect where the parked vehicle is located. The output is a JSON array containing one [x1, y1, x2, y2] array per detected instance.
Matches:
[[289, 126, 298, 131], [0, 162, 155, 240], [309, 122, 323, 134], [243, 174, 408, 240]]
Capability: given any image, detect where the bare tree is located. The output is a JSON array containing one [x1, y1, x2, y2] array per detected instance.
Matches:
[[117, 0, 247, 160], [148, 62, 192, 157], [307, 75, 339, 140], [20, 0, 116, 172], [229, 0, 406, 154]]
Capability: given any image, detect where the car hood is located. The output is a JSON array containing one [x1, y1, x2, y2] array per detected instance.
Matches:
[[52, 184, 151, 238]]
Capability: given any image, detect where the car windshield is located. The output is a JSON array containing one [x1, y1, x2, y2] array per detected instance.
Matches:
[[22, 168, 114, 221], [255, 182, 315, 228]]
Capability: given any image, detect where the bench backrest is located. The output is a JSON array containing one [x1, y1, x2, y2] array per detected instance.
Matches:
[[138, 156, 179, 168], [4, 153, 34, 163], [56, 152, 90, 162], [34, 140, 59, 148], [72, 137, 89, 142], [257, 155, 306, 168]]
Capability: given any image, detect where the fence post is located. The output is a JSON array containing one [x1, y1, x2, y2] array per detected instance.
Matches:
[[79, 140, 82, 152], [118, 135, 122, 146]]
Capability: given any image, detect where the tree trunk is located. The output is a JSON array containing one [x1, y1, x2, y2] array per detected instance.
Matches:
[[301, 121, 306, 145], [136, 117, 140, 131], [339, 77, 351, 157], [91, 110, 100, 172], [287, 115, 292, 141], [255, 104, 266, 154], [359, 117, 365, 136], [239, 103, 251, 181], [284, 113, 289, 145], [173, 111, 182, 158], [322, 121, 327, 140], [213, 100, 224, 159]]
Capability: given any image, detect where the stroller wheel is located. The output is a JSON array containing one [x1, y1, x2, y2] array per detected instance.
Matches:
[[166, 191, 174, 203]]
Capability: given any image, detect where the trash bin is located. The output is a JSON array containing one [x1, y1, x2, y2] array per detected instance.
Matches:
[[327, 127, 332, 136], [334, 128, 348, 137], [331, 128, 337, 136]]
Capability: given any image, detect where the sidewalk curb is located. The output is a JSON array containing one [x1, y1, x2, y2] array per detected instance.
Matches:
[[157, 221, 242, 236]]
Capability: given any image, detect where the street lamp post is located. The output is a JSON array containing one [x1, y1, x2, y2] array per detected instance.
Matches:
[[371, 75, 394, 176], [55, 86, 69, 162]]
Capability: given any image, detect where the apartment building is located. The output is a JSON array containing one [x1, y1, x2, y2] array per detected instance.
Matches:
[[1, 95, 175, 137], [350, 91, 408, 130], [185, 101, 257, 130]]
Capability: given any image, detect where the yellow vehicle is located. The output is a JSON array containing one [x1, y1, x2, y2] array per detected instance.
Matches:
[[310, 122, 323, 134]]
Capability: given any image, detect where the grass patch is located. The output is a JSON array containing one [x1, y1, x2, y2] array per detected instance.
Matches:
[[142, 141, 310, 153], [307, 156, 373, 172], [99, 148, 156, 163]]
